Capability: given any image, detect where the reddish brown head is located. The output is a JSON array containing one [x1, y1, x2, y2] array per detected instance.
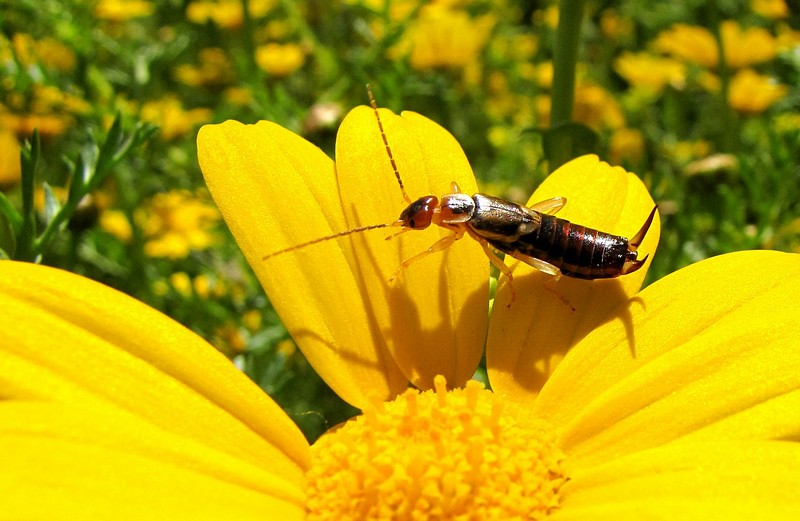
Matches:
[[397, 196, 439, 229]]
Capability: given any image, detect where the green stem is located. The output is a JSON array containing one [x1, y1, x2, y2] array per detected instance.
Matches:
[[239, 0, 271, 114], [709, 19, 737, 152], [549, 0, 586, 170], [16, 131, 40, 261]]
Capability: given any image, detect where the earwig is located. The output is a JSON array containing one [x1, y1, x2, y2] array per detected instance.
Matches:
[[263, 86, 657, 301]]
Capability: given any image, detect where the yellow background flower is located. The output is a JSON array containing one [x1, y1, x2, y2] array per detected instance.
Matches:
[[254, 43, 306, 77], [728, 69, 788, 113]]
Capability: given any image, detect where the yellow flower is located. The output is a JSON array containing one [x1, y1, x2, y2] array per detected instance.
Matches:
[[198, 107, 660, 410], [169, 271, 193, 297], [0, 84, 89, 138], [140, 96, 213, 140], [200, 107, 490, 398], [663, 139, 713, 165], [751, 0, 789, 19], [776, 23, 800, 51], [186, 0, 275, 29], [0, 111, 72, 138], [136, 189, 221, 259], [99, 208, 133, 242], [573, 82, 626, 130], [4, 102, 800, 517], [242, 309, 263, 333], [614, 51, 687, 93], [653, 24, 719, 68], [254, 43, 306, 77], [1, 260, 309, 518], [212, 321, 248, 355], [654, 21, 779, 69], [393, 6, 495, 70], [30, 85, 91, 115], [728, 69, 788, 114], [11, 33, 76, 72], [0, 128, 21, 189], [720, 20, 779, 68], [4, 248, 800, 515], [608, 127, 645, 166], [94, 0, 155, 21], [534, 4, 560, 29], [223, 86, 254, 106], [173, 48, 235, 87], [599, 8, 633, 42]]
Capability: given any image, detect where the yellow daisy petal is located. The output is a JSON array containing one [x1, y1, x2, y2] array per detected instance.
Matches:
[[198, 120, 407, 407], [0, 262, 308, 490], [534, 251, 800, 468], [488, 155, 659, 401], [335, 107, 489, 390], [1, 403, 303, 520], [555, 441, 800, 520]]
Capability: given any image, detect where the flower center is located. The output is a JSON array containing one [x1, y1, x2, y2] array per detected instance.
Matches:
[[305, 376, 567, 520]]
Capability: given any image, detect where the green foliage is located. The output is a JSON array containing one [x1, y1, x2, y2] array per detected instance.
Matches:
[[1, 0, 798, 441], [8, 117, 157, 262]]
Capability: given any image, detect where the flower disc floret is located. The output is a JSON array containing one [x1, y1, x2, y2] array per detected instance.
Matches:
[[306, 376, 567, 520]]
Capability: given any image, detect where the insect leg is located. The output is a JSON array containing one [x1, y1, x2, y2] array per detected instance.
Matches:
[[505, 249, 563, 278], [529, 197, 567, 216], [389, 228, 465, 283], [463, 227, 517, 304], [543, 277, 575, 311], [478, 240, 517, 306], [504, 249, 574, 310]]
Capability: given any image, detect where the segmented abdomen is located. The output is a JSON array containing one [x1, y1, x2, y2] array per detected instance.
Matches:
[[493, 214, 629, 279]]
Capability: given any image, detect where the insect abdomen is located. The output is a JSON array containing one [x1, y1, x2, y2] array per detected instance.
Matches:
[[496, 214, 630, 279]]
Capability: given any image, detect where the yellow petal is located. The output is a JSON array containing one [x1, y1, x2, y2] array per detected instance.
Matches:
[[534, 251, 800, 468], [554, 440, 800, 520], [335, 107, 489, 390], [198, 120, 407, 407], [0, 262, 308, 494], [488, 155, 659, 401], [1, 402, 304, 520]]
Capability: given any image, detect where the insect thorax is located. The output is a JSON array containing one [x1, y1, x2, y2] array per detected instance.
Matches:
[[439, 193, 476, 224], [468, 194, 542, 241]]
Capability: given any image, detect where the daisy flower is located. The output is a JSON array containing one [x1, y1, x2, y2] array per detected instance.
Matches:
[[1, 103, 798, 520]]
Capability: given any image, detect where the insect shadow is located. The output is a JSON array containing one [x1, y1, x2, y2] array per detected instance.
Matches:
[[347, 201, 490, 390], [488, 269, 649, 395]]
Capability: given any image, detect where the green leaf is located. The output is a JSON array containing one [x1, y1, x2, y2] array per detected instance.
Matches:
[[42, 182, 62, 227], [16, 130, 40, 261], [0, 191, 22, 236], [0, 203, 16, 259]]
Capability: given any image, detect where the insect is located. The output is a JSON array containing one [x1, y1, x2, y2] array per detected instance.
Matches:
[[263, 88, 657, 302]]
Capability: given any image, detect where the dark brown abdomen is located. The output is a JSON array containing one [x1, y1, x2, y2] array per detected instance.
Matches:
[[492, 214, 630, 279]]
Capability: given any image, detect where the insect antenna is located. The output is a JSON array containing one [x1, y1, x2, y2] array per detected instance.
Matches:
[[367, 84, 411, 204], [262, 223, 393, 261]]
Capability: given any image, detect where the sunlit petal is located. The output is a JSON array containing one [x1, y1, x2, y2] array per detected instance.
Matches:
[[1, 402, 303, 520], [534, 251, 800, 467], [488, 155, 659, 402], [199, 120, 407, 407], [335, 107, 489, 390], [0, 261, 308, 515], [553, 440, 800, 520]]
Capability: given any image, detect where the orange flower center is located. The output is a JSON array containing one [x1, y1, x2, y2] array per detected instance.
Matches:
[[305, 376, 567, 520]]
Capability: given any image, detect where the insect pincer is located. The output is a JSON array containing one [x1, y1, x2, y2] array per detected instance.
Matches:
[[619, 205, 658, 275]]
